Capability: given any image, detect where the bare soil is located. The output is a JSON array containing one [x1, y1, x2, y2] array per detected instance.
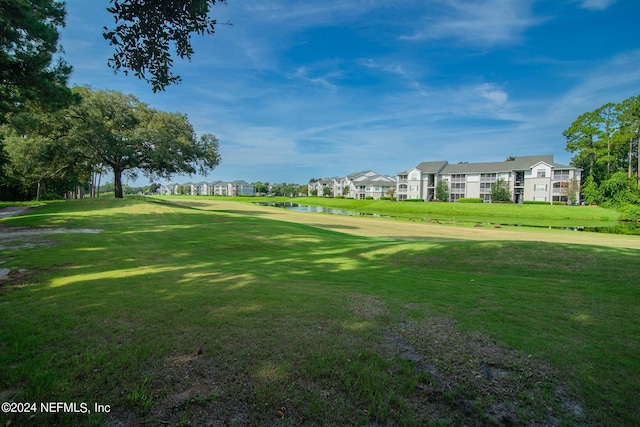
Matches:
[[0, 206, 100, 282]]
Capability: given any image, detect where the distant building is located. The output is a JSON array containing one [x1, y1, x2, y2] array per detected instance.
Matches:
[[159, 180, 255, 197], [396, 155, 581, 203], [308, 170, 396, 200]]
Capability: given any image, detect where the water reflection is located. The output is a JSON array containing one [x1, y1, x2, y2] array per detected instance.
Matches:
[[254, 202, 366, 216]]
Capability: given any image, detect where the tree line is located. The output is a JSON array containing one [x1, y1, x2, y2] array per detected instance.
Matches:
[[0, 1, 225, 200], [564, 94, 640, 218], [0, 87, 220, 200]]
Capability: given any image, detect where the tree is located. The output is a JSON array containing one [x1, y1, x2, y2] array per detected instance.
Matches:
[[581, 175, 601, 205], [322, 186, 332, 197], [0, 0, 76, 122], [490, 178, 511, 202], [68, 87, 221, 198], [564, 110, 603, 181], [103, 0, 228, 92], [435, 179, 449, 201], [386, 187, 396, 199], [593, 103, 619, 175], [1, 105, 92, 200], [599, 172, 640, 208], [1, 0, 228, 119], [563, 178, 581, 204], [616, 96, 640, 187], [252, 181, 269, 195]]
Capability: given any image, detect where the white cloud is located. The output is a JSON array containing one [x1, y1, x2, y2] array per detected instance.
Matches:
[[573, 0, 616, 11], [547, 49, 640, 122], [286, 66, 340, 90], [401, 0, 541, 46], [477, 83, 508, 105]]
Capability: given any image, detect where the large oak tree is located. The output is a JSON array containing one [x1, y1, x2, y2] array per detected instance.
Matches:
[[69, 86, 220, 198]]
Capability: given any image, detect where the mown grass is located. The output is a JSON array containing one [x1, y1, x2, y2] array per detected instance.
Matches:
[[1, 197, 639, 426], [277, 196, 621, 227]]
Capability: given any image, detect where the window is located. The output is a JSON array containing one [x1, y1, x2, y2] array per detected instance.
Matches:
[[480, 182, 493, 193], [537, 169, 547, 178], [450, 174, 465, 183], [480, 173, 497, 182], [534, 184, 547, 192], [410, 173, 419, 180], [410, 185, 418, 192], [554, 170, 570, 180]]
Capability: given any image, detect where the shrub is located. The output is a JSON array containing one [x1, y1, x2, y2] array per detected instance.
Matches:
[[458, 198, 483, 203], [403, 198, 425, 202], [523, 201, 552, 205], [618, 204, 640, 221], [379, 196, 392, 200], [365, 196, 374, 200]]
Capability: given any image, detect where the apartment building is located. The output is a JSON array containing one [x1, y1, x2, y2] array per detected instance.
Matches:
[[397, 155, 581, 203], [159, 180, 255, 196], [308, 170, 396, 200]]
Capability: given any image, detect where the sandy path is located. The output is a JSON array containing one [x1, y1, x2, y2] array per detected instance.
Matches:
[[182, 200, 640, 250]]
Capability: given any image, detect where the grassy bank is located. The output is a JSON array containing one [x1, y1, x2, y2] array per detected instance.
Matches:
[[1, 197, 638, 426], [283, 196, 621, 227]]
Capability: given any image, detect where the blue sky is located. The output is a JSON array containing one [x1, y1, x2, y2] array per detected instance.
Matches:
[[59, 0, 640, 186]]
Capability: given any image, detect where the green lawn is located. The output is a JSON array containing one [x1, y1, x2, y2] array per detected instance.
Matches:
[[1, 197, 639, 426], [277, 196, 621, 227]]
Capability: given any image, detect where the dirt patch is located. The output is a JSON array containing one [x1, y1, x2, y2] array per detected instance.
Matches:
[[344, 294, 588, 425], [0, 206, 34, 219], [0, 206, 101, 282], [382, 309, 587, 426]]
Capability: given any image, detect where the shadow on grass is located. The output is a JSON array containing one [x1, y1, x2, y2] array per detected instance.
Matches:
[[1, 197, 639, 426]]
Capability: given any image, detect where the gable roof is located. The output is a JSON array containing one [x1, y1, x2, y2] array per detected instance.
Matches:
[[415, 161, 448, 174], [440, 155, 574, 174]]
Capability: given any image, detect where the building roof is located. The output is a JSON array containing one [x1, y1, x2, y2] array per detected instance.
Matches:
[[416, 161, 449, 174], [440, 155, 574, 174]]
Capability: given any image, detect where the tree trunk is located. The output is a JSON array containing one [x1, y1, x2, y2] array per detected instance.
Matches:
[[114, 169, 124, 199], [629, 138, 633, 178], [637, 135, 640, 189]]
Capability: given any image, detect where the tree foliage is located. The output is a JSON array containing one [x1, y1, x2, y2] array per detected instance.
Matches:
[[2, 87, 221, 199], [490, 178, 511, 202], [67, 87, 220, 198], [435, 179, 449, 201], [103, 0, 228, 92], [565, 95, 640, 187], [0, 0, 76, 122]]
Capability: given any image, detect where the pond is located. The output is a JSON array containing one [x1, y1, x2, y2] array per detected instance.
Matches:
[[254, 202, 640, 235], [254, 201, 375, 217]]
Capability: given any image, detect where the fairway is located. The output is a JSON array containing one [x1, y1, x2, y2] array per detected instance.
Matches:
[[1, 197, 639, 426], [170, 198, 640, 249]]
